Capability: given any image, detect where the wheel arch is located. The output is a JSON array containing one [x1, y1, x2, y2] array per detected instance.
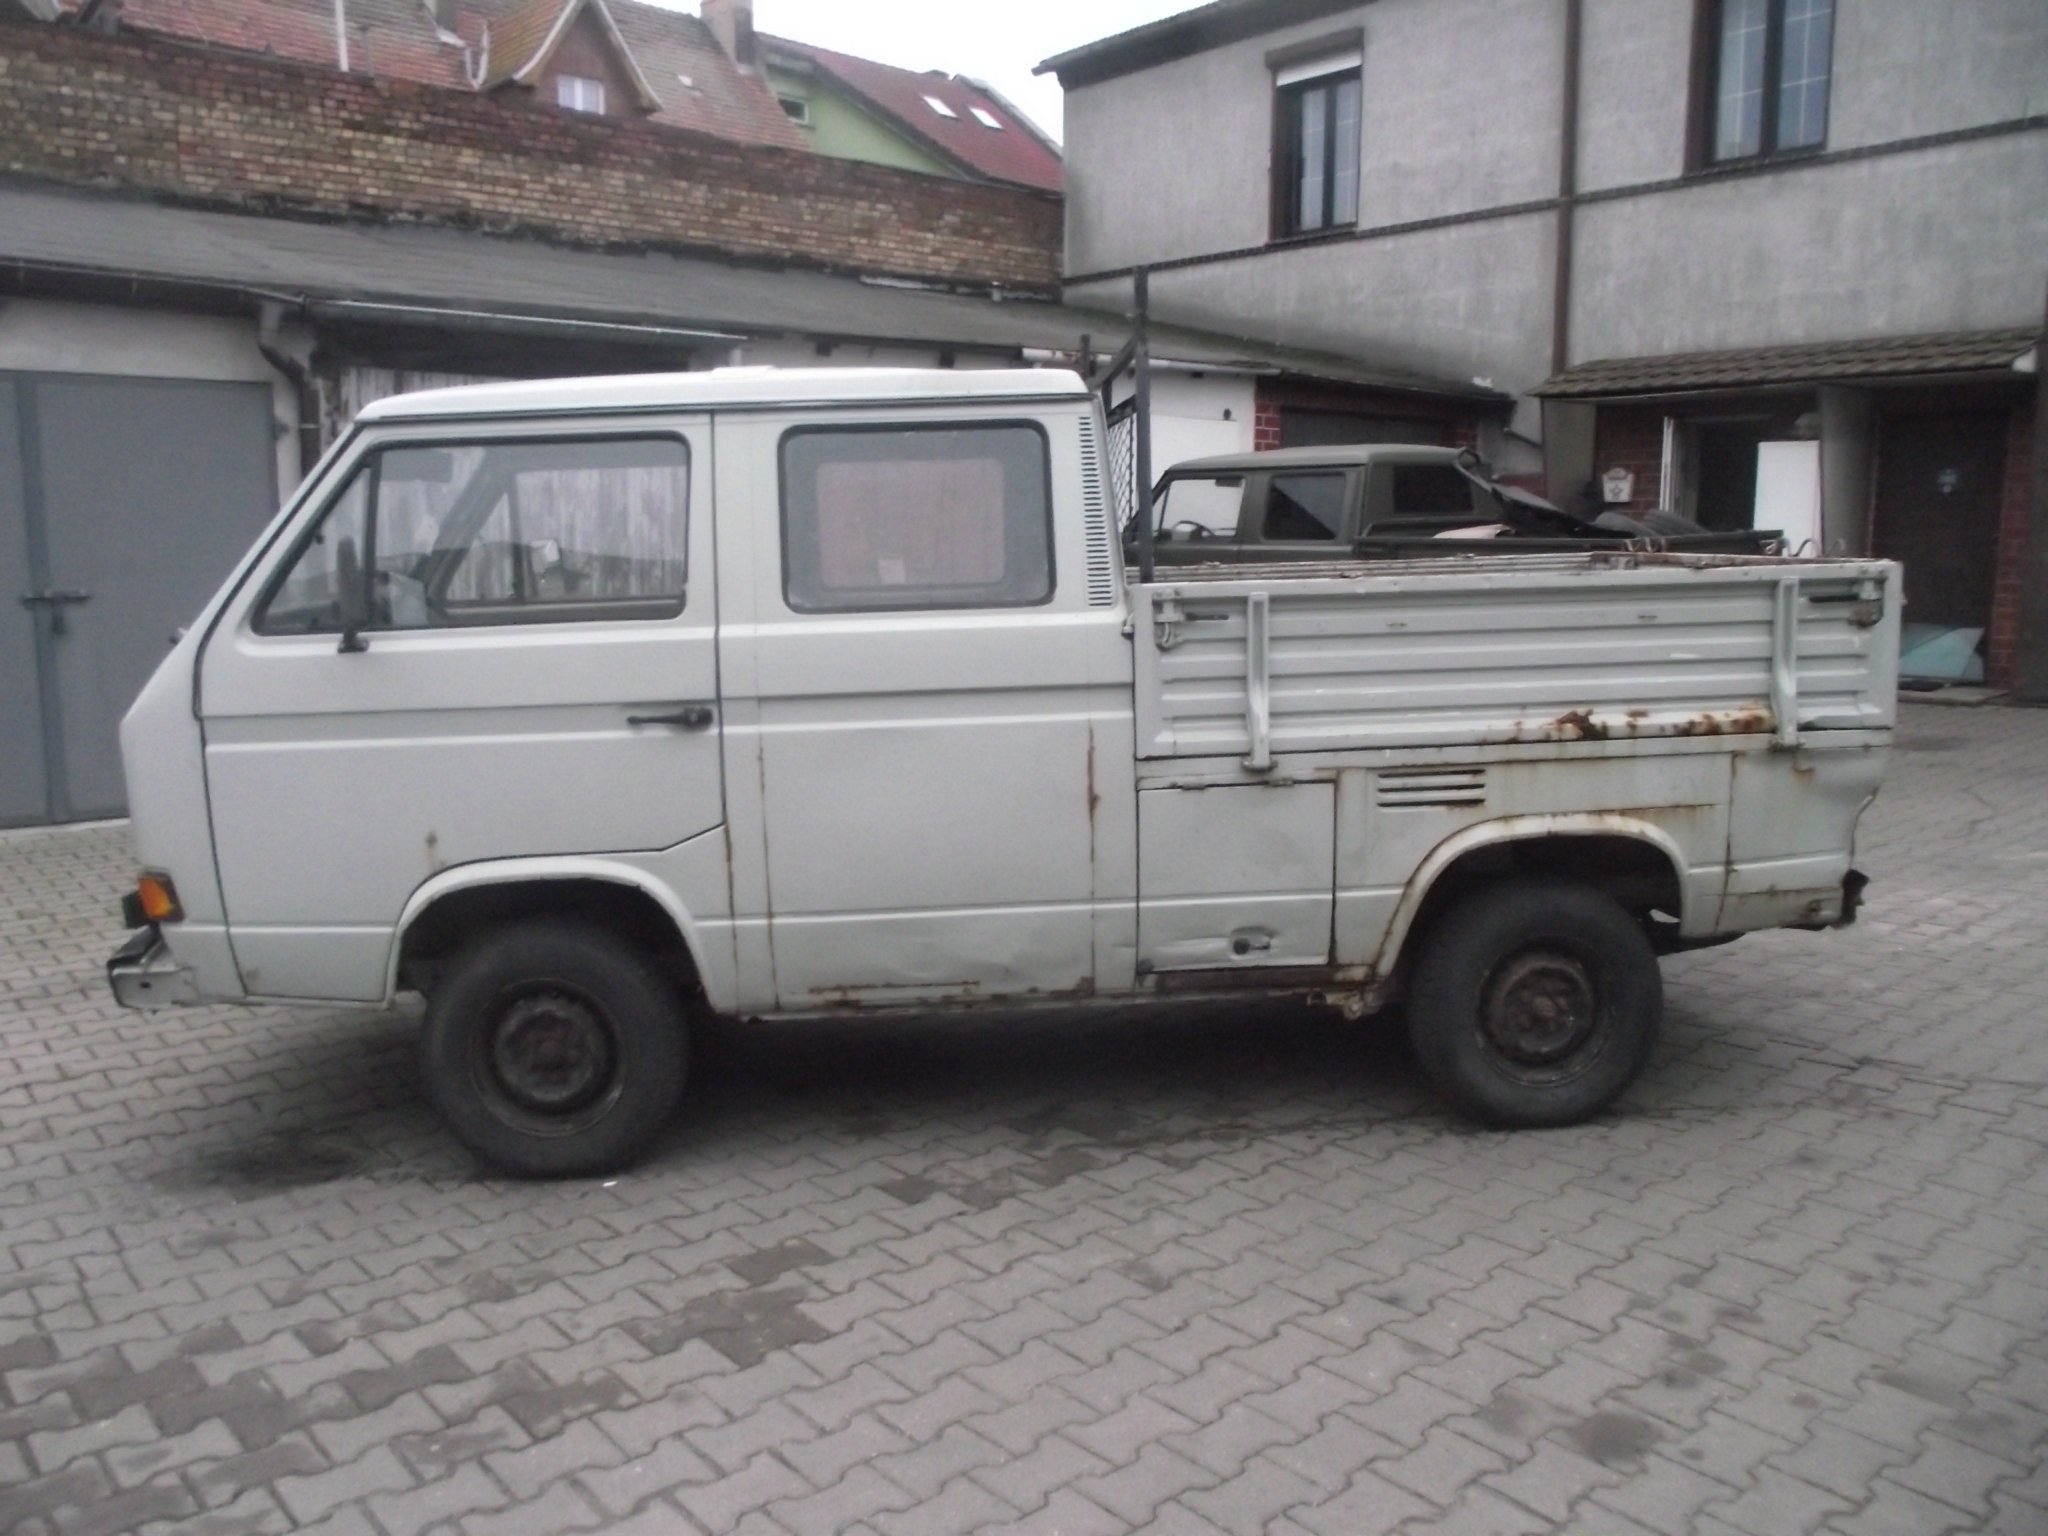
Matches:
[[387, 859, 715, 1007], [1374, 815, 1692, 978]]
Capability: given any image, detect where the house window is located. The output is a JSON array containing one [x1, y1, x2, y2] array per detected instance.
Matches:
[[923, 94, 959, 119], [556, 74, 606, 114], [1274, 53, 1362, 238], [970, 106, 1003, 130], [778, 93, 811, 124], [1701, 0, 1833, 164]]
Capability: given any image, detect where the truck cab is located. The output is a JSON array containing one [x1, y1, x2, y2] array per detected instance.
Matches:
[[1150, 444, 1492, 554], [110, 368, 1896, 1175]]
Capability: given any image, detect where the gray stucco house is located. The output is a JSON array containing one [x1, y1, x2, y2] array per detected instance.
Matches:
[[1044, 0, 2047, 689]]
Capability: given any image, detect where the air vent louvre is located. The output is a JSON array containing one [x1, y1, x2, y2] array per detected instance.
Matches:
[[1077, 413, 1118, 607], [1376, 768, 1487, 809]]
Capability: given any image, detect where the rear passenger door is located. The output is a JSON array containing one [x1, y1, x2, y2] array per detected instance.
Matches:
[[719, 404, 1123, 1011]]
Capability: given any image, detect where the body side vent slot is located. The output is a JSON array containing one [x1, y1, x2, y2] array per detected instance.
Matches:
[[1376, 767, 1487, 809], [1077, 412, 1118, 607]]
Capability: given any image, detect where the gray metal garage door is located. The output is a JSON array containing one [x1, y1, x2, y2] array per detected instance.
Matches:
[[2, 372, 277, 827]]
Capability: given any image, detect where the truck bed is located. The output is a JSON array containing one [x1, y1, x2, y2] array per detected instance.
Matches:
[[1132, 550, 1899, 761]]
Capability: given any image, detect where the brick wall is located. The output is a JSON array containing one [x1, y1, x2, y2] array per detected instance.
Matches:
[[1252, 397, 1282, 450], [1592, 407, 1664, 515], [1987, 398, 2036, 690], [0, 23, 1060, 291], [1249, 379, 1494, 450]]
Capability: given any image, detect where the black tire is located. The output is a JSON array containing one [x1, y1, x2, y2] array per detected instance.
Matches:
[[1406, 878, 1661, 1128], [422, 920, 688, 1177]]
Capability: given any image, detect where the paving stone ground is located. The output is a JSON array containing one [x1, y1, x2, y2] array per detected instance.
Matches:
[[3, 702, 2046, 1536]]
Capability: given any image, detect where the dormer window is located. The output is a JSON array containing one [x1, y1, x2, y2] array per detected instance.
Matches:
[[556, 74, 607, 114], [923, 94, 958, 119], [970, 106, 1002, 129]]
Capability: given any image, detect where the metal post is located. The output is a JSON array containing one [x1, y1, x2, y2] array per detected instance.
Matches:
[[2015, 275, 2048, 701], [1133, 267, 1156, 584]]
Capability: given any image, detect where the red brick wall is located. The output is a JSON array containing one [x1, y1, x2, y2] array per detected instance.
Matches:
[[1987, 398, 2036, 690], [1252, 397, 1282, 451], [1250, 380, 1494, 450], [0, 23, 1061, 291], [1591, 407, 1664, 514]]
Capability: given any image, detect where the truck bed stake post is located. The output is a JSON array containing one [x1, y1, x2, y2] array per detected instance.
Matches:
[[1134, 267, 1157, 585]]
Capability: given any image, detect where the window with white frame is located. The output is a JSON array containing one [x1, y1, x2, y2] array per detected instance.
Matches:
[[556, 74, 607, 115], [1700, 0, 1834, 163], [1273, 51, 1362, 238]]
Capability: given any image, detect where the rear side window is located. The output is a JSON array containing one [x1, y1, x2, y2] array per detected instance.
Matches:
[[1261, 472, 1347, 540], [1389, 464, 1478, 518], [256, 436, 690, 633], [780, 423, 1052, 612]]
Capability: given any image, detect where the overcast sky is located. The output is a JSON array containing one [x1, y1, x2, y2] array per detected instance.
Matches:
[[645, 1, 1196, 143]]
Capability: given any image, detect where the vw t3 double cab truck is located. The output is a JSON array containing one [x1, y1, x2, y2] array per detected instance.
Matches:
[[108, 369, 1899, 1176]]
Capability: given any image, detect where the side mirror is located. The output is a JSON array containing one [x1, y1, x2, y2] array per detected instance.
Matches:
[[335, 536, 369, 654]]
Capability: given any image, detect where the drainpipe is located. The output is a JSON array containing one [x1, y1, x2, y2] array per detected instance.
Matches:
[[332, 0, 349, 72], [1550, 0, 1583, 378], [256, 301, 321, 487]]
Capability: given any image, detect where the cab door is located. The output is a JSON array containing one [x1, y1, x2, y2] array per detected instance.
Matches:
[[717, 405, 1126, 1012], [198, 418, 719, 1000]]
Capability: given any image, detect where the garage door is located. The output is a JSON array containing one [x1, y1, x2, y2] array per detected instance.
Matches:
[[1, 373, 277, 826]]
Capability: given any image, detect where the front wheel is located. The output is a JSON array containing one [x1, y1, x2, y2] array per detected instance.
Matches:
[[422, 920, 688, 1177], [1406, 878, 1661, 1128]]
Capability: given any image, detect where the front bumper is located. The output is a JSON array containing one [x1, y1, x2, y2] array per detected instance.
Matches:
[[107, 929, 203, 1009]]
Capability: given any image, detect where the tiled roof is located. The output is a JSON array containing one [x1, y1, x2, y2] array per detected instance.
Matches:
[[1537, 328, 2041, 397], [601, 0, 803, 149], [475, 0, 560, 89], [764, 34, 1062, 191], [92, 0, 806, 149]]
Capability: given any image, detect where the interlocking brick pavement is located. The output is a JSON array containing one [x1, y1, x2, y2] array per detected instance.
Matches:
[[3, 703, 2045, 1535]]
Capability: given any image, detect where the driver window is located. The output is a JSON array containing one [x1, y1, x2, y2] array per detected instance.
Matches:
[[1154, 474, 1244, 539], [255, 436, 690, 634]]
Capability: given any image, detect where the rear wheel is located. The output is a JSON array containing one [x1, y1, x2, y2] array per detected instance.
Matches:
[[1406, 878, 1661, 1127], [422, 920, 687, 1177]]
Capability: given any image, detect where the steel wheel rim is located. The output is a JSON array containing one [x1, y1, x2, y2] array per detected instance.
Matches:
[[478, 985, 623, 1134], [1480, 948, 1602, 1072]]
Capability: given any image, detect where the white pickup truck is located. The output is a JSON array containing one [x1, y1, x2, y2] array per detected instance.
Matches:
[[109, 368, 1898, 1175]]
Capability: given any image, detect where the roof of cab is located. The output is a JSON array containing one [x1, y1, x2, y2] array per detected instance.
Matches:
[[356, 366, 1093, 421], [1165, 443, 1464, 474]]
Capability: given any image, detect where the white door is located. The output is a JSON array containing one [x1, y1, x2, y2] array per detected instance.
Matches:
[[719, 406, 1127, 1011], [1755, 440, 1822, 552], [199, 419, 719, 999]]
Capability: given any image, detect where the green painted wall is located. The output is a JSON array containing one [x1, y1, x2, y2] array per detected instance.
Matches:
[[764, 65, 960, 180]]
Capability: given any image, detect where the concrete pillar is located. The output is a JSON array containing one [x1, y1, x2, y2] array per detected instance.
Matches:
[[1818, 385, 1876, 556], [1542, 398, 1596, 507]]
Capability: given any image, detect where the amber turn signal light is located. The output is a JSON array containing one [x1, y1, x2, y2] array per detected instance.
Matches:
[[135, 872, 184, 924]]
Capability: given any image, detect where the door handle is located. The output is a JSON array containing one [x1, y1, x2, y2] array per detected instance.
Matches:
[[20, 589, 91, 636], [626, 704, 715, 730]]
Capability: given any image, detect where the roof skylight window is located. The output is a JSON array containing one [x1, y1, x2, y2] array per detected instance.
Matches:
[[923, 95, 958, 118], [970, 106, 1002, 129]]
